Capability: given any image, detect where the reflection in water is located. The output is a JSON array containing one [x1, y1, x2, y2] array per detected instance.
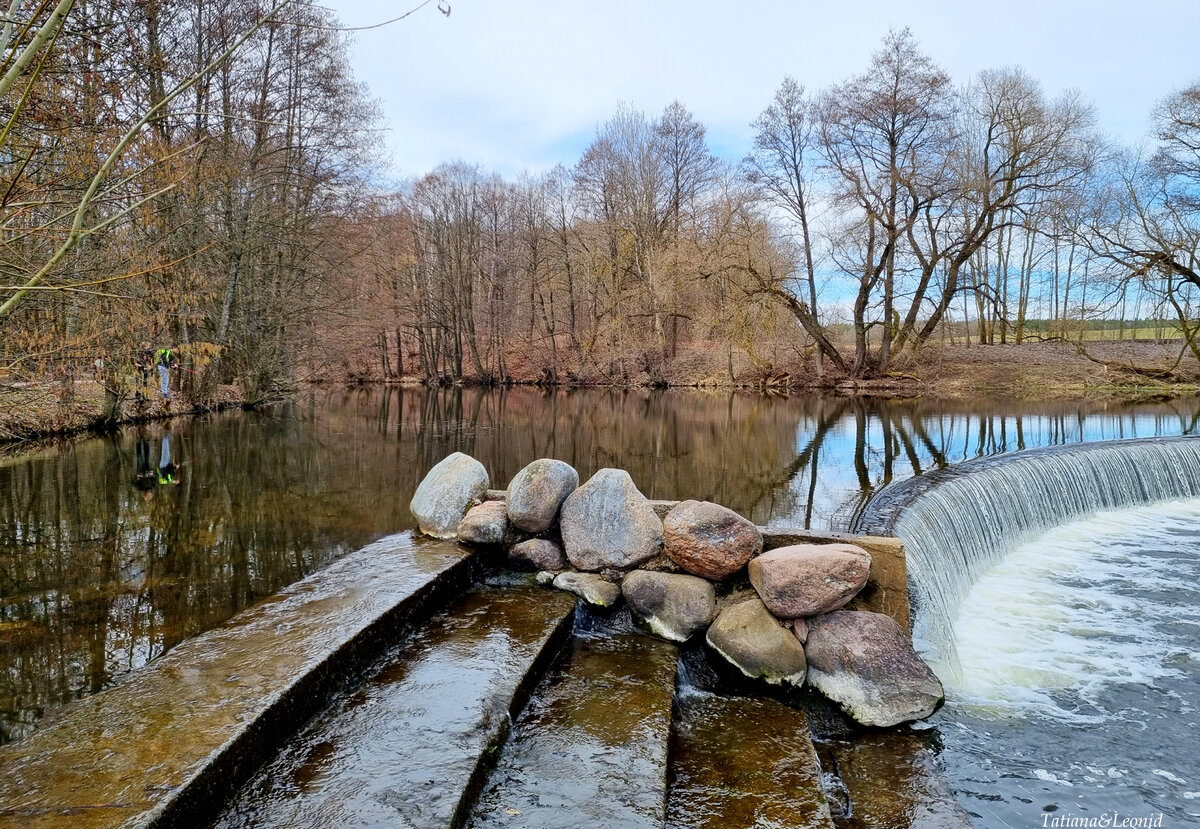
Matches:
[[0, 408, 412, 744], [0, 388, 1198, 743]]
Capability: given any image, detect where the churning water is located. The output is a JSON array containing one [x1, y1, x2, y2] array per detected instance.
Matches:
[[943, 498, 1200, 826], [861, 437, 1200, 669], [858, 438, 1200, 826]]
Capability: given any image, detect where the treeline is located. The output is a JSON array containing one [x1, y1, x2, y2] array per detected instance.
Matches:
[[336, 30, 1200, 385], [0, 0, 376, 415], [2, 12, 1199, 400]]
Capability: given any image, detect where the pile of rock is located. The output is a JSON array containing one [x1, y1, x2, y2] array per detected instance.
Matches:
[[409, 452, 944, 728]]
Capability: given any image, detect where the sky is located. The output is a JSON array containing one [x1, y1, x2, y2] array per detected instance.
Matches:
[[319, 0, 1200, 180]]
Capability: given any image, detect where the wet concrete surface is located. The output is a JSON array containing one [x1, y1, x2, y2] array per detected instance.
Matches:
[[818, 732, 975, 829], [667, 693, 834, 829], [214, 586, 577, 829], [467, 634, 679, 829], [0, 533, 475, 829]]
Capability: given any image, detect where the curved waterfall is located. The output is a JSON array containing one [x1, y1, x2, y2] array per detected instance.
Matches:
[[854, 435, 1200, 676]]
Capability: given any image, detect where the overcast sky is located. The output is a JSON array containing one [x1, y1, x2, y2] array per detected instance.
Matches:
[[319, 0, 1200, 180]]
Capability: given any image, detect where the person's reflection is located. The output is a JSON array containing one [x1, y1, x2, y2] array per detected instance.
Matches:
[[134, 430, 157, 499], [133, 430, 182, 499], [156, 431, 181, 487]]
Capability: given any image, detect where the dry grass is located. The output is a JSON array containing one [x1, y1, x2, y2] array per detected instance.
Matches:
[[913, 340, 1200, 399]]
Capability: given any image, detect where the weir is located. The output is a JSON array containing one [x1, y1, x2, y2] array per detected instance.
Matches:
[[854, 435, 1200, 674], [0, 451, 980, 829]]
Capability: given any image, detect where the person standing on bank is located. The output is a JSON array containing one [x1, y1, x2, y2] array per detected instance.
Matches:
[[155, 345, 178, 400]]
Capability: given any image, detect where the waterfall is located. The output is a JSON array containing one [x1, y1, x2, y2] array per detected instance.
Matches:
[[854, 436, 1200, 679]]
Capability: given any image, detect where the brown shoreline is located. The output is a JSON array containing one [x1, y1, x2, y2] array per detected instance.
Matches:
[[4, 343, 1199, 449]]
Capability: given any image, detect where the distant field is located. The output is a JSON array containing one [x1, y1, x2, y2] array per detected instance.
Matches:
[[1071, 327, 1184, 341], [933, 325, 1186, 343]]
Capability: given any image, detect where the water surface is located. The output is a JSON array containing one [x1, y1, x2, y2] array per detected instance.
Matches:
[[941, 498, 1200, 826], [1, 387, 1198, 741]]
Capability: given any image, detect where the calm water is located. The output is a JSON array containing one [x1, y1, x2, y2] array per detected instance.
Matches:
[[1, 387, 1199, 749]]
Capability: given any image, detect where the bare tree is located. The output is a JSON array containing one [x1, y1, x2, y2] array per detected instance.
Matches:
[[744, 77, 844, 375]]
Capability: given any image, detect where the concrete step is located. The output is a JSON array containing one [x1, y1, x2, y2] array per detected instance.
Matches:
[[214, 585, 577, 829], [817, 734, 976, 829], [466, 634, 679, 829], [0, 533, 478, 829], [667, 693, 834, 829]]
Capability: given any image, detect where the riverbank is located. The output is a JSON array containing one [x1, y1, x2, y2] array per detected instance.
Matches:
[[0, 381, 248, 446], [4, 341, 1197, 447], [348, 341, 1198, 400]]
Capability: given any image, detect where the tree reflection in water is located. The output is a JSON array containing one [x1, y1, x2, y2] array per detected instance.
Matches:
[[0, 388, 1197, 742]]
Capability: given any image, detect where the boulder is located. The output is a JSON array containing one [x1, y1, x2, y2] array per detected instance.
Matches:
[[456, 501, 509, 546], [559, 469, 663, 571], [748, 543, 871, 618], [663, 500, 762, 581], [804, 611, 944, 727], [705, 598, 807, 686], [507, 538, 567, 572], [506, 459, 580, 533], [409, 452, 490, 538], [622, 571, 716, 642], [552, 572, 622, 608], [792, 617, 809, 645]]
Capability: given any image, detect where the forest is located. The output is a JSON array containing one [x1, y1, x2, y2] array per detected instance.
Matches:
[[1, 0, 1199, 425]]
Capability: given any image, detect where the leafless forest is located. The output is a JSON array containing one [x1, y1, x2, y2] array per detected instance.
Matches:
[[1, 1, 1199, 416]]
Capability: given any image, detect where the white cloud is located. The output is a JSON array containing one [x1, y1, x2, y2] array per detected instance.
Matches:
[[322, 0, 1200, 178]]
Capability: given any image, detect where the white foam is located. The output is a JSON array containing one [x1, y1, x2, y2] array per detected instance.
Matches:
[[942, 497, 1200, 721], [1032, 768, 1074, 786], [1153, 769, 1189, 785]]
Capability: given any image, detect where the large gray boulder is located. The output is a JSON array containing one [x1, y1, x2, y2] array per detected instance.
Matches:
[[552, 572, 622, 608], [622, 571, 716, 642], [457, 501, 509, 546], [507, 538, 567, 571], [705, 598, 807, 686], [409, 452, 490, 538], [662, 500, 762, 581], [805, 611, 944, 727], [559, 469, 663, 571], [506, 459, 579, 533], [748, 543, 871, 618]]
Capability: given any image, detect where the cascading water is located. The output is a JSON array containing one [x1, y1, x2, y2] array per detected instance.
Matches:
[[856, 435, 1200, 679], [856, 435, 1200, 826]]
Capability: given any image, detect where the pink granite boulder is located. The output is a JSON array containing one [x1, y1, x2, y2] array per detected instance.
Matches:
[[747, 543, 871, 618]]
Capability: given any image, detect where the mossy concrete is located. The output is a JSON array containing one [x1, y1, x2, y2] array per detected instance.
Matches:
[[818, 733, 974, 829], [468, 635, 678, 828]]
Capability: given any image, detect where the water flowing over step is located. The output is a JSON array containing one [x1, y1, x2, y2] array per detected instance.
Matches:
[[214, 586, 577, 829], [0, 533, 475, 829], [816, 734, 974, 829], [667, 694, 834, 829], [467, 634, 679, 829], [854, 435, 1200, 667]]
